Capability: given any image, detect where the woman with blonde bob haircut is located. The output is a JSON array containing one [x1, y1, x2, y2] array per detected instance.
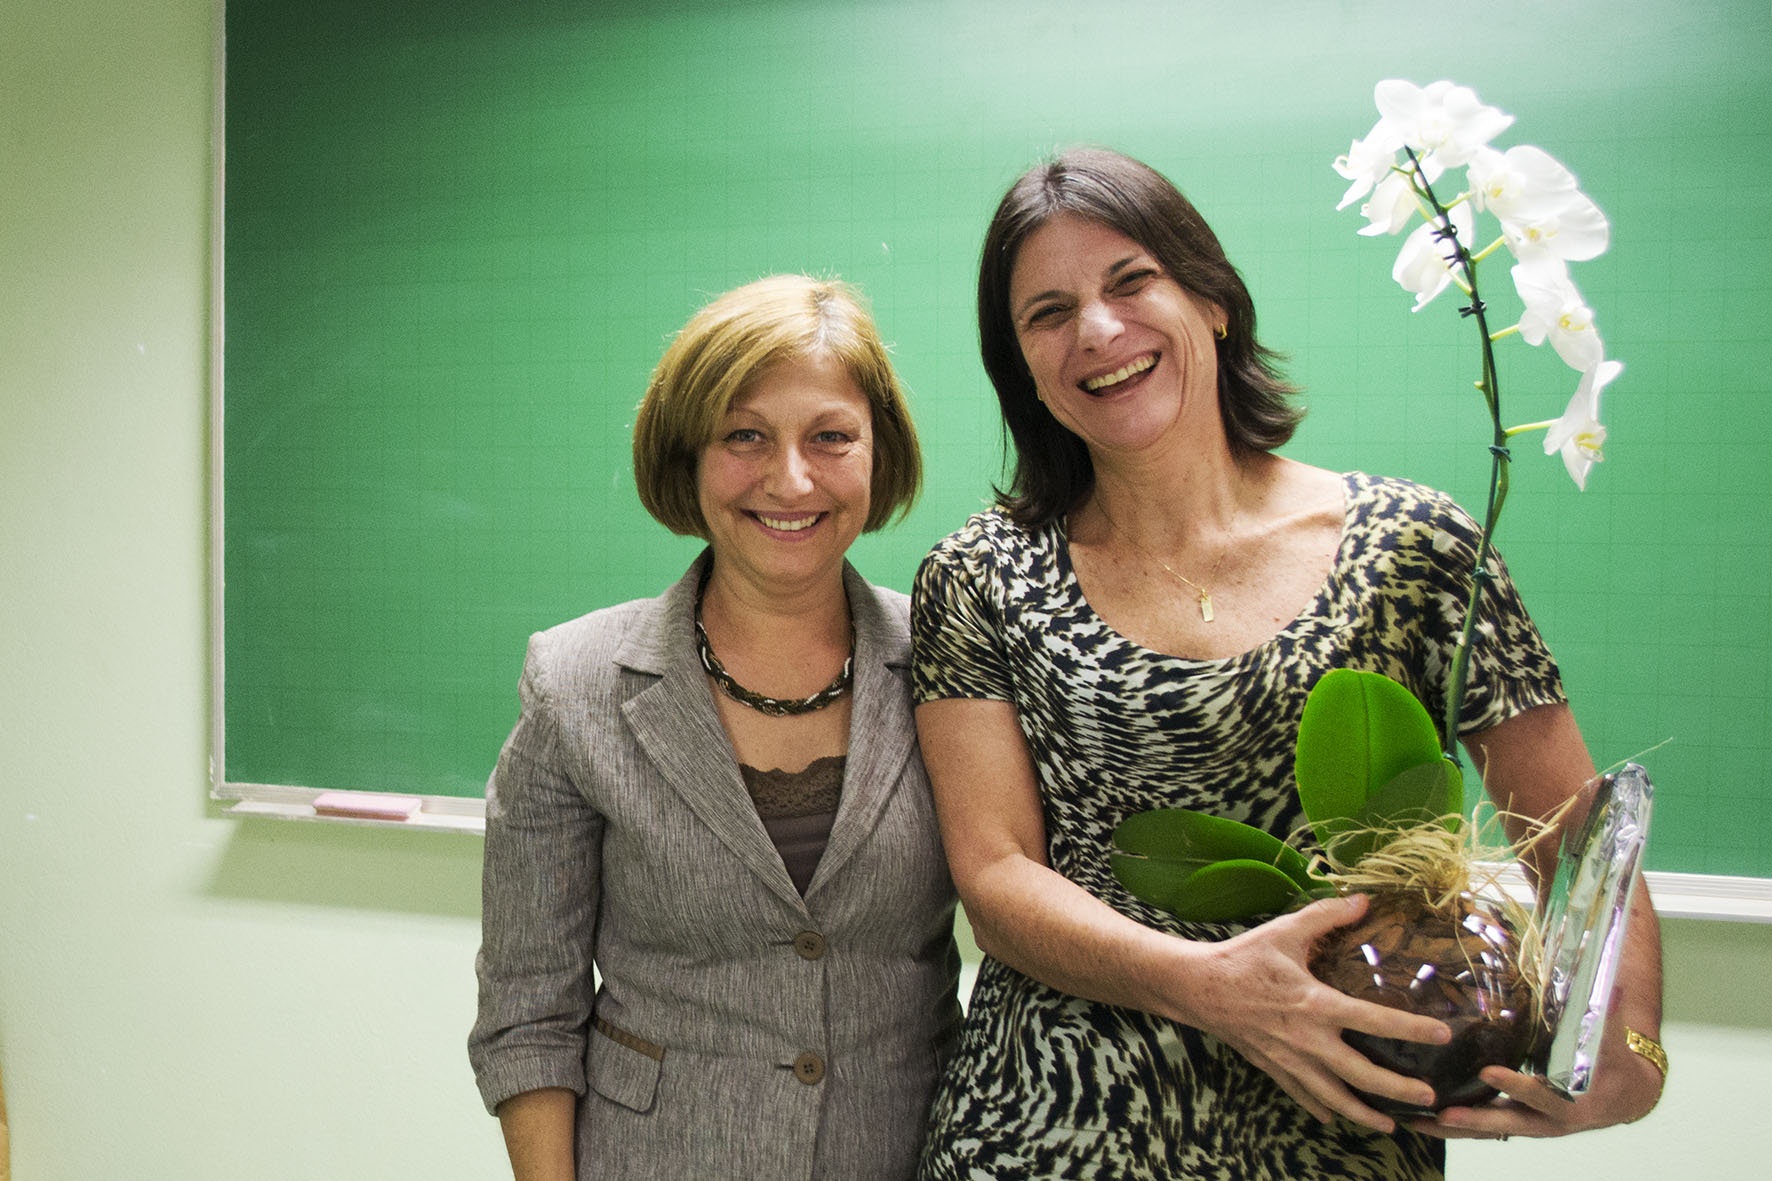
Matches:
[[634, 274, 923, 537], [472, 274, 960, 1181]]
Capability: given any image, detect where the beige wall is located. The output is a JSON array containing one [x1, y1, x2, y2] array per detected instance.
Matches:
[[1, 2, 1767, 1176]]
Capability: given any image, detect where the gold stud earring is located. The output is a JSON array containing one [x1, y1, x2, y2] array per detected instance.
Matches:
[[1214, 324, 1228, 340]]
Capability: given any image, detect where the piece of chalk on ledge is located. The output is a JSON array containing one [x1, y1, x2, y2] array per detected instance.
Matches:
[[312, 791, 423, 821]]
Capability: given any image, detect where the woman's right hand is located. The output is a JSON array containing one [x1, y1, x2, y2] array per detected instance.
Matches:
[[1170, 893, 1450, 1131]]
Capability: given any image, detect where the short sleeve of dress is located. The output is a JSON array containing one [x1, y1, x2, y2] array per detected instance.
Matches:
[[1415, 486, 1567, 735], [911, 516, 1016, 706]]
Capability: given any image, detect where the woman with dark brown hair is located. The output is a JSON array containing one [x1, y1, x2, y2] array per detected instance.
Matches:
[[911, 149, 1664, 1178]]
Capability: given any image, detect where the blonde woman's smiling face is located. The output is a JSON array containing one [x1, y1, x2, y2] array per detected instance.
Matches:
[[696, 352, 874, 593], [1009, 213, 1225, 460]]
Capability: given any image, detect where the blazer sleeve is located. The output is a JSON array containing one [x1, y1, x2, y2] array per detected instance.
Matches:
[[469, 630, 606, 1114]]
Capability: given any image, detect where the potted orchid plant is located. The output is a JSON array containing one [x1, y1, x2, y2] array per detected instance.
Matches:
[[1111, 79, 1640, 1112]]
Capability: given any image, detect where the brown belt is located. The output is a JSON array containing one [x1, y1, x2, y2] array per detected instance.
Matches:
[[593, 1016, 665, 1062]]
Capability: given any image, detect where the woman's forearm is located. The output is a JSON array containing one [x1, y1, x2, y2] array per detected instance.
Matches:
[[1593, 888, 1666, 1122], [496, 1087, 576, 1181], [960, 845, 1202, 1019]]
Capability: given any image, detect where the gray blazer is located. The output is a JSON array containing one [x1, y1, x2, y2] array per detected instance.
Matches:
[[470, 554, 962, 1179]]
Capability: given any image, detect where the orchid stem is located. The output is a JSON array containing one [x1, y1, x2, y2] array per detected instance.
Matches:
[[1404, 147, 1509, 764]]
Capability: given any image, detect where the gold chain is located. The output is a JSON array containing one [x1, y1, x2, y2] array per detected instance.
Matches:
[[1094, 501, 1232, 623]]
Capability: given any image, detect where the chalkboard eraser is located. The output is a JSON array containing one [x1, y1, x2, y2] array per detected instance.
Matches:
[[312, 791, 423, 821]]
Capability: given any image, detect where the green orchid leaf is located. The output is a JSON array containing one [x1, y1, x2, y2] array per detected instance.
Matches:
[[1109, 851, 1194, 915], [1168, 859, 1306, 922], [1294, 669, 1445, 846], [1111, 808, 1315, 892], [1109, 852, 1306, 921], [1364, 759, 1464, 831], [1324, 759, 1466, 863]]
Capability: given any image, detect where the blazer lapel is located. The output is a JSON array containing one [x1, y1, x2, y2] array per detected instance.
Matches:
[[617, 555, 805, 910], [808, 567, 918, 896]]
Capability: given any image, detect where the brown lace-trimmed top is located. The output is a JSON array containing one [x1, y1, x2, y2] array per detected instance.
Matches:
[[738, 754, 844, 895]]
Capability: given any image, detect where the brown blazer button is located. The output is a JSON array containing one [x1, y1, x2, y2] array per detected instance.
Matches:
[[793, 931, 827, 960], [792, 1052, 825, 1085]]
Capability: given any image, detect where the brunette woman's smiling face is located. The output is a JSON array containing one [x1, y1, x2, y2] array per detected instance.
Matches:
[[1009, 213, 1226, 462]]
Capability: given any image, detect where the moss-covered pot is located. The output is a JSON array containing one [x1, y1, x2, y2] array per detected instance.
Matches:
[[1308, 888, 1540, 1115]]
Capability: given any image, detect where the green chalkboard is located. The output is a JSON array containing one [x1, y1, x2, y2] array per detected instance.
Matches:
[[220, 0, 1772, 877]]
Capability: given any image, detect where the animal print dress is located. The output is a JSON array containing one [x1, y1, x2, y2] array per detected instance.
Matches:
[[910, 473, 1566, 1181]]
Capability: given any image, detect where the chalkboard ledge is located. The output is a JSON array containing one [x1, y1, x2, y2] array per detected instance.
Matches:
[[217, 783, 484, 834], [1483, 863, 1772, 925], [1640, 870, 1772, 924], [211, 785, 1772, 920]]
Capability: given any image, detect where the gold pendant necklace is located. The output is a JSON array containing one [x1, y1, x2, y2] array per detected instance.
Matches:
[[1095, 502, 1232, 624]]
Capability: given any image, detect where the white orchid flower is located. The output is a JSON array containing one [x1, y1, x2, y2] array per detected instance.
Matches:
[[1356, 154, 1447, 236], [1470, 145, 1610, 263], [1513, 258, 1605, 371], [1334, 118, 1403, 210], [1374, 79, 1515, 168], [1358, 170, 1420, 236], [1393, 200, 1474, 310], [1544, 360, 1622, 490], [1503, 191, 1610, 264]]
